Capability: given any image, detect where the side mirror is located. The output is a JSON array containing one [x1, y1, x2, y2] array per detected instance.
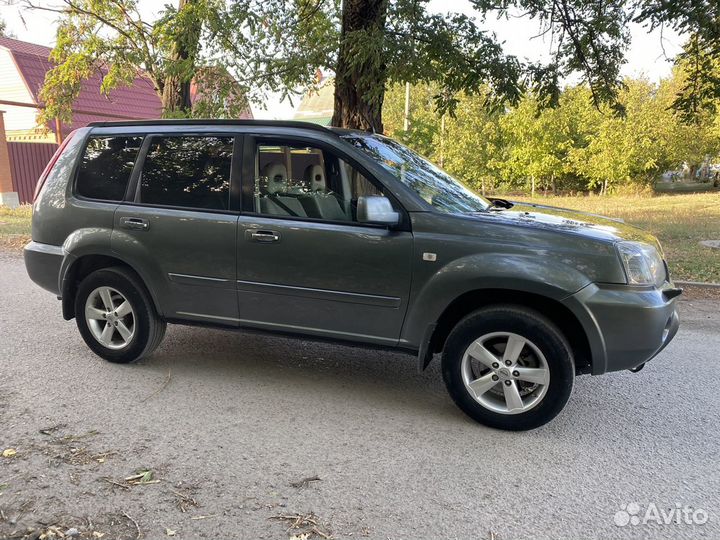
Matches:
[[357, 195, 400, 226]]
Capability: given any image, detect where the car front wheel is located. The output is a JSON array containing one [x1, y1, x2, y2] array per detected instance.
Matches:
[[75, 266, 166, 363], [442, 305, 575, 430]]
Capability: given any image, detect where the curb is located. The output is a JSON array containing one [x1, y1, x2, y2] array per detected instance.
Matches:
[[675, 280, 720, 289]]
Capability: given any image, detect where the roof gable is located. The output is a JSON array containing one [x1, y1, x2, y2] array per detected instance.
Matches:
[[0, 36, 162, 135]]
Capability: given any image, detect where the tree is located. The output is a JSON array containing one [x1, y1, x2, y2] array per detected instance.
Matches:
[[27, 0, 335, 122], [333, 0, 720, 132], [440, 92, 504, 195], [657, 67, 720, 177], [331, 0, 522, 131], [567, 79, 678, 193], [383, 83, 442, 159]]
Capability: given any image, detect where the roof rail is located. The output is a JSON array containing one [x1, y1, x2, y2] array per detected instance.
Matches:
[[86, 118, 333, 134]]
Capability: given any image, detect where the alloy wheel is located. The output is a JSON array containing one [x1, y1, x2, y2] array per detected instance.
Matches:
[[84, 286, 135, 350], [461, 331, 550, 414]]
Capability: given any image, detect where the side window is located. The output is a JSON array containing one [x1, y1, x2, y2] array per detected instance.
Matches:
[[253, 142, 390, 222], [76, 136, 142, 201], [345, 161, 383, 198], [139, 135, 233, 210]]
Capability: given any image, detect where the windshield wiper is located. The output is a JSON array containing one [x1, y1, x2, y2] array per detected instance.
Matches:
[[488, 198, 514, 209]]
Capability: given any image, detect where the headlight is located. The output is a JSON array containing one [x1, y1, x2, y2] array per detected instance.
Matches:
[[616, 241, 666, 286]]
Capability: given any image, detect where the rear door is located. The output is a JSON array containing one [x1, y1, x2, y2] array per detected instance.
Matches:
[[235, 135, 413, 345], [112, 132, 240, 324]]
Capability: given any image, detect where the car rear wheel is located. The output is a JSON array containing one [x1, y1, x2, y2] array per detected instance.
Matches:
[[75, 267, 166, 363], [442, 305, 574, 430]]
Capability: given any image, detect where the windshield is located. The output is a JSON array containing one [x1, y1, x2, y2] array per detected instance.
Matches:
[[341, 133, 490, 213]]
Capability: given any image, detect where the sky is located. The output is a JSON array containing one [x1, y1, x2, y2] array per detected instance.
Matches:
[[0, 0, 684, 119]]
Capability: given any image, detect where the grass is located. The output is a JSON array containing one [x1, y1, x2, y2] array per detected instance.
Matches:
[[513, 192, 720, 283], [0, 205, 32, 250], [2, 191, 719, 282]]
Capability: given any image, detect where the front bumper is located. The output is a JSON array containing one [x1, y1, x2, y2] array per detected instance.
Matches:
[[563, 282, 680, 375]]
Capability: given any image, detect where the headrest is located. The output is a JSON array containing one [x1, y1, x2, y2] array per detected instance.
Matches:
[[263, 163, 288, 194], [305, 164, 326, 191]]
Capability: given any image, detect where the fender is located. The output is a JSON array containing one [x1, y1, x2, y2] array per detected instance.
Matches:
[[59, 227, 114, 295], [59, 227, 166, 319], [400, 252, 593, 350]]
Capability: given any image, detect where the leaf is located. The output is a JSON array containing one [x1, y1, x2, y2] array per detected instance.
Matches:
[[2, 448, 17, 458], [165, 528, 176, 536]]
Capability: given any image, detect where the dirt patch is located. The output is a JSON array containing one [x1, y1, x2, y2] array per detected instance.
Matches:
[[0, 235, 30, 251], [0, 510, 140, 540], [678, 284, 720, 301]]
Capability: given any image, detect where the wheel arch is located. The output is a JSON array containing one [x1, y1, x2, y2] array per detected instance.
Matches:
[[61, 253, 162, 320], [424, 288, 593, 375]]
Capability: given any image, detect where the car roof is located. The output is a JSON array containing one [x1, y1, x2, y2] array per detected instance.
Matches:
[[86, 119, 383, 139], [86, 118, 335, 134]]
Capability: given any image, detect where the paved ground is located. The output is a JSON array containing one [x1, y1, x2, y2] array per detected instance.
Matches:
[[1, 250, 719, 540]]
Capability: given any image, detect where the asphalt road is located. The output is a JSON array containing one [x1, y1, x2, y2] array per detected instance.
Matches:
[[1, 250, 719, 540]]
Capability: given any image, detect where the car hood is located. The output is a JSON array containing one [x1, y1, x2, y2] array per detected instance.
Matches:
[[481, 201, 659, 246]]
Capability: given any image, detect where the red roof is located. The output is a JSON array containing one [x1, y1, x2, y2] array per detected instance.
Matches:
[[0, 36, 163, 136]]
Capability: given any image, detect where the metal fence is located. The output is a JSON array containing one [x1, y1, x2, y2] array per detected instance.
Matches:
[[8, 142, 58, 204]]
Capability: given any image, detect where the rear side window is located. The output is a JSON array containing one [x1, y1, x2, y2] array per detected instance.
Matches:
[[139, 136, 233, 210], [76, 136, 143, 201]]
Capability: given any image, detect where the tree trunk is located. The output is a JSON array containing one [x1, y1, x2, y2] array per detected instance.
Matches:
[[331, 0, 388, 132], [531, 176, 536, 198], [161, 0, 201, 117]]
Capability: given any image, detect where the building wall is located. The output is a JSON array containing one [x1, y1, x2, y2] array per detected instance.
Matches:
[[0, 49, 45, 137]]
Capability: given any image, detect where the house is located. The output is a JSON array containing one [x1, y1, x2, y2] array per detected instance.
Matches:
[[293, 74, 334, 126], [0, 36, 163, 143]]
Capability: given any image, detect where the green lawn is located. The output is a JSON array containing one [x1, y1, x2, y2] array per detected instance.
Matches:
[[513, 192, 720, 283], [3, 192, 719, 282]]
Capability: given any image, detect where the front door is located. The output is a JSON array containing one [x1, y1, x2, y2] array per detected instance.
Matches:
[[113, 133, 239, 324], [235, 138, 413, 345]]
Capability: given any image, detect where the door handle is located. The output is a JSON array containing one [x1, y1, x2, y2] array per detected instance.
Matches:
[[249, 230, 280, 243], [119, 217, 150, 231]]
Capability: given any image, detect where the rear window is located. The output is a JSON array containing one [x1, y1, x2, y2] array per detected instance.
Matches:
[[139, 135, 233, 211], [76, 136, 143, 201]]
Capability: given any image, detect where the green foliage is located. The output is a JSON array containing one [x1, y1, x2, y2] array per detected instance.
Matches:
[[34, 0, 337, 122], [385, 1, 523, 114], [440, 93, 505, 195], [383, 83, 442, 158], [384, 70, 720, 195], [472, 0, 630, 114], [0, 16, 8, 37]]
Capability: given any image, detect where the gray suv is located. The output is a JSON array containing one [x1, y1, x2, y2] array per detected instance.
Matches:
[[25, 120, 680, 430]]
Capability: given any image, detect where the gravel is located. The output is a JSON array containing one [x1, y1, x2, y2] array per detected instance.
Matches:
[[1, 250, 718, 540]]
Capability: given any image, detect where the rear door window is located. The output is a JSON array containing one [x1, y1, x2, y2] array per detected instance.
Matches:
[[76, 136, 143, 201], [139, 135, 233, 211]]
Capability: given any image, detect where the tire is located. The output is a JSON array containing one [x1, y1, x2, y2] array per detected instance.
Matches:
[[74, 266, 166, 364], [442, 305, 574, 431]]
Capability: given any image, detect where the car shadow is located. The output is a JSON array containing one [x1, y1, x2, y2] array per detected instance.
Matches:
[[131, 324, 469, 425]]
